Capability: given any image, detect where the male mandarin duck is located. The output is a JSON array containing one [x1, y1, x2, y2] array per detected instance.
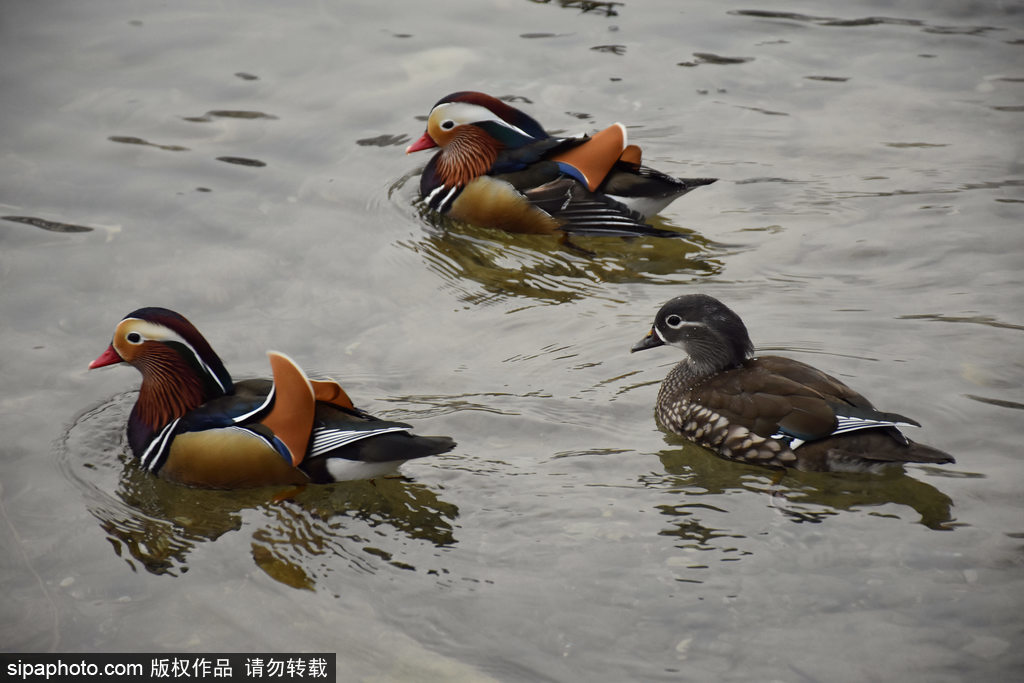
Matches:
[[631, 294, 955, 472], [89, 307, 455, 489], [405, 91, 716, 237]]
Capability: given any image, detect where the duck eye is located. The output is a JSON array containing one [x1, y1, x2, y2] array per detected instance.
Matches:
[[665, 315, 684, 329], [440, 119, 455, 130], [126, 332, 142, 344]]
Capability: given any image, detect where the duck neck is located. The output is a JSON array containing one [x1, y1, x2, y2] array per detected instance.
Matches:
[[660, 351, 740, 398], [127, 347, 227, 456], [662, 358, 706, 394], [436, 127, 500, 187]]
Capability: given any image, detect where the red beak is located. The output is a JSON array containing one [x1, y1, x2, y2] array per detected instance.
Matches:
[[89, 344, 123, 369], [405, 131, 437, 154]]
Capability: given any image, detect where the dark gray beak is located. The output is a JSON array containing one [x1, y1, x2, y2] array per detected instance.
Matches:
[[631, 329, 664, 353]]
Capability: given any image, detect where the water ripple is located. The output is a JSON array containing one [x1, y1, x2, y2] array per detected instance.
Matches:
[[2, 215, 94, 232], [678, 52, 754, 67], [108, 136, 188, 151], [56, 394, 461, 588], [730, 9, 1003, 37], [386, 167, 721, 306], [182, 110, 278, 123], [215, 156, 266, 167], [529, 0, 622, 18]]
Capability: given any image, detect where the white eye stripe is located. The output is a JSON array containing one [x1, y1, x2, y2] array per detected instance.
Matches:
[[120, 319, 184, 345], [119, 318, 229, 394], [662, 316, 703, 331], [431, 102, 533, 138]]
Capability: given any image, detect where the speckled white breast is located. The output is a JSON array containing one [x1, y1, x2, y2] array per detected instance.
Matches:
[[656, 378, 797, 466]]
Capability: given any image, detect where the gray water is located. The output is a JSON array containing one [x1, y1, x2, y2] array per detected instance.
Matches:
[[1, 0, 1022, 681]]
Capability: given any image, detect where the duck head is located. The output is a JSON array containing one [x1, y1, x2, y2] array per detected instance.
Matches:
[[90, 307, 233, 434], [631, 294, 754, 376], [406, 91, 549, 187]]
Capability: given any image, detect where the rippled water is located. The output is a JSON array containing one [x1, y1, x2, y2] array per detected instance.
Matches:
[[2, 0, 1022, 680]]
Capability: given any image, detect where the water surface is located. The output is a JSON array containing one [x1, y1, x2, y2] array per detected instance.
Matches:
[[1, 1, 1021, 681]]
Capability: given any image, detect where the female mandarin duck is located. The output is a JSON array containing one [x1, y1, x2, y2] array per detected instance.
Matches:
[[89, 307, 455, 489], [406, 91, 716, 237], [631, 294, 955, 472]]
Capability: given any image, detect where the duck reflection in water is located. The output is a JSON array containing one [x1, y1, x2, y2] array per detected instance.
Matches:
[[647, 439, 959, 532], [83, 439, 459, 589], [397, 203, 722, 306]]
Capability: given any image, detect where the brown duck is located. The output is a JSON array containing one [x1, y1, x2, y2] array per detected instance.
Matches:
[[632, 294, 955, 472]]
